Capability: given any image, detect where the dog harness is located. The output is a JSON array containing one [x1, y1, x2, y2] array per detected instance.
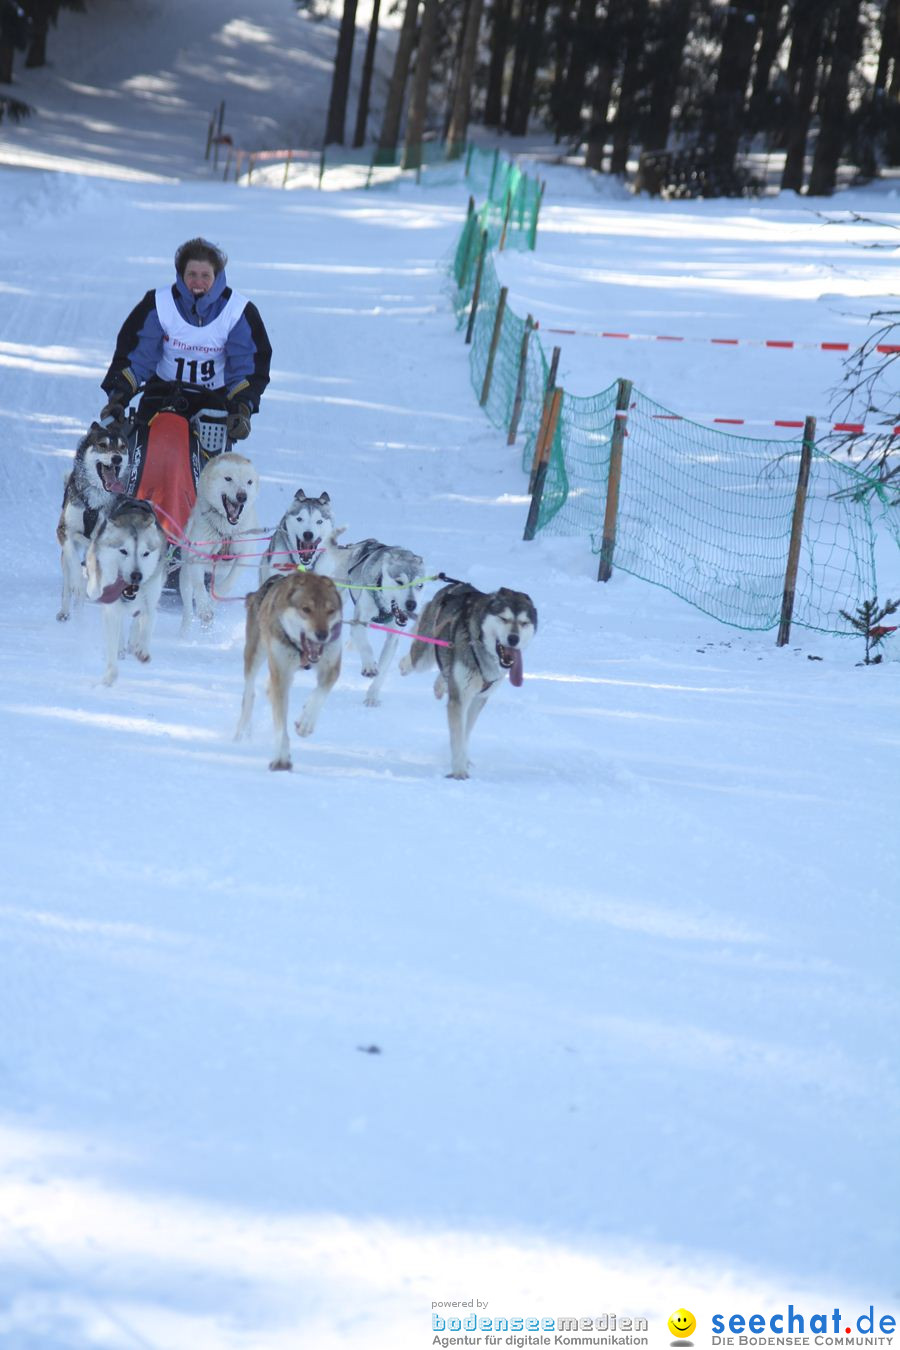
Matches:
[[154, 288, 248, 389]]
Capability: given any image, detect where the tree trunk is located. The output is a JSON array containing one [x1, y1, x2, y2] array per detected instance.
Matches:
[[324, 0, 360, 145], [556, 0, 596, 139], [376, 0, 419, 161], [875, 0, 900, 91], [609, 0, 649, 176], [747, 0, 789, 137], [507, 0, 548, 135], [807, 0, 864, 194], [446, 0, 485, 153], [22, 0, 54, 67], [584, 6, 621, 171], [402, 0, 439, 170], [352, 0, 381, 146], [712, 0, 761, 174], [504, 0, 532, 132], [643, 0, 692, 152], [484, 0, 512, 127], [781, 0, 832, 192]]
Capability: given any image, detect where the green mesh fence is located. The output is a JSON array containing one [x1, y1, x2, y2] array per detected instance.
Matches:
[[532, 386, 884, 634], [447, 179, 899, 637]]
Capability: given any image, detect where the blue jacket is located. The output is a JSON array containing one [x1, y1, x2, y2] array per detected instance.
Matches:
[[102, 268, 272, 412]]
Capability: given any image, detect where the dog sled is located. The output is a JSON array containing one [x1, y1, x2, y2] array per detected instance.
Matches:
[[103, 380, 234, 590]]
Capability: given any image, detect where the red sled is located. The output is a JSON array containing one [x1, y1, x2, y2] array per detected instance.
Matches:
[[135, 410, 199, 545]]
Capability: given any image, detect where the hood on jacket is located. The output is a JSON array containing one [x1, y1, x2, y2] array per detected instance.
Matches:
[[173, 267, 228, 322]]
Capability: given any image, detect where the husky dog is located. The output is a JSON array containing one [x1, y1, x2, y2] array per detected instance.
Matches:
[[84, 497, 168, 686], [56, 422, 128, 621], [259, 489, 333, 584], [315, 528, 426, 707], [235, 571, 343, 771], [179, 452, 259, 631], [399, 582, 537, 779]]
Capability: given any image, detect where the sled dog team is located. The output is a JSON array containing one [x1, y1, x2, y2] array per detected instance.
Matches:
[[56, 425, 538, 778]]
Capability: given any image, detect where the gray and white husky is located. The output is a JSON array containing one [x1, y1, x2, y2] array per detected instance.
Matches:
[[84, 497, 168, 686], [258, 489, 334, 584], [399, 581, 537, 778], [56, 422, 128, 621], [180, 452, 259, 632], [316, 527, 425, 707]]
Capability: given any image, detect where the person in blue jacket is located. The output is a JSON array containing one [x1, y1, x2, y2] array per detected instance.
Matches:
[[100, 237, 272, 443]]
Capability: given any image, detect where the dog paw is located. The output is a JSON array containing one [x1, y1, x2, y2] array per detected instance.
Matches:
[[361, 665, 378, 678], [364, 691, 381, 707], [398, 655, 411, 675], [433, 676, 446, 700], [294, 716, 315, 737], [446, 769, 470, 780], [269, 757, 292, 771], [56, 610, 70, 623], [133, 649, 151, 664], [100, 670, 118, 687]]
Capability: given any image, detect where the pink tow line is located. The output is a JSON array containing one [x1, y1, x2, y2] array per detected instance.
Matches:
[[151, 502, 452, 645]]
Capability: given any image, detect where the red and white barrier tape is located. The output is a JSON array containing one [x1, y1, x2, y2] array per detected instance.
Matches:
[[613, 408, 900, 435], [545, 325, 899, 354]]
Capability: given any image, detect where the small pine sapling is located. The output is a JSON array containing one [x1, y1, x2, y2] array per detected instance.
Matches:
[[839, 597, 900, 664]]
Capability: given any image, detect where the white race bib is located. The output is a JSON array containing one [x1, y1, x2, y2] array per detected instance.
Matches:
[[154, 288, 248, 387]]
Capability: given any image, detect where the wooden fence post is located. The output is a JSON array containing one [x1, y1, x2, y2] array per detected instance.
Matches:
[[465, 230, 489, 345], [465, 142, 474, 176], [222, 147, 233, 182], [246, 153, 255, 185], [528, 346, 561, 490], [498, 190, 513, 251], [597, 378, 633, 582], [507, 315, 534, 445], [524, 388, 563, 541], [282, 149, 293, 189], [457, 199, 477, 288], [318, 148, 326, 189], [777, 416, 816, 646], [488, 146, 500, 197], [480, 286, 508, 406], [529, 180, 545, 249]]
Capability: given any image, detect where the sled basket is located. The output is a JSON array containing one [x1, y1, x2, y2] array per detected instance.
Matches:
[[192, 407, 229, 456]]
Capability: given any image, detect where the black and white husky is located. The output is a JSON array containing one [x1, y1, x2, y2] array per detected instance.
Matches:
[[399, 581, 537, 778], [84, 497, 168, 686], [258, 489, 334, 584], [56, 422, 128, 621], [315, 527, 425, 707]]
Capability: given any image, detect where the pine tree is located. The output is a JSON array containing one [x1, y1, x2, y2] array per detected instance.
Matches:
[[839, 597, 900, 664]]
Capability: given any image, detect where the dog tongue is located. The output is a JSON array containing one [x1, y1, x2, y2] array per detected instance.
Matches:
[[98, 577, 127, 604], [108, 479, 126, 494], [509, 648, 524, 687]]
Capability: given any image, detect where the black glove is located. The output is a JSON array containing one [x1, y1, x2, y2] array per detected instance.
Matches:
[[99, 400, 126, 424], [226, 404, 251, 441]]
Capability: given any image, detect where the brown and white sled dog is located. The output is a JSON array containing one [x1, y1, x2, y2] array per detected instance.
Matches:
[[56, 421, 128, 621], [259, 489, 334, 584], [235, 571, 343, 771], [180, 452, 259, 632], [84, 497, 168, 686], [399, 581, 537, 779], [316, 528, 425, 707]]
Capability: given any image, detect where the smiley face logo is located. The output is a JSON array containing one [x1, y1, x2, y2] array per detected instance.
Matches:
[[668, 1308, 696, 1339]]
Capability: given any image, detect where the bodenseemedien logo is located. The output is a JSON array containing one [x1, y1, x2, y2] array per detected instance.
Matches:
[[431, 1306, 649, 1345]]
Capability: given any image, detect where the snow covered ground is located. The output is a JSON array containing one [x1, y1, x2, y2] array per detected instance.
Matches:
[[1, 7, 899, 1349]]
